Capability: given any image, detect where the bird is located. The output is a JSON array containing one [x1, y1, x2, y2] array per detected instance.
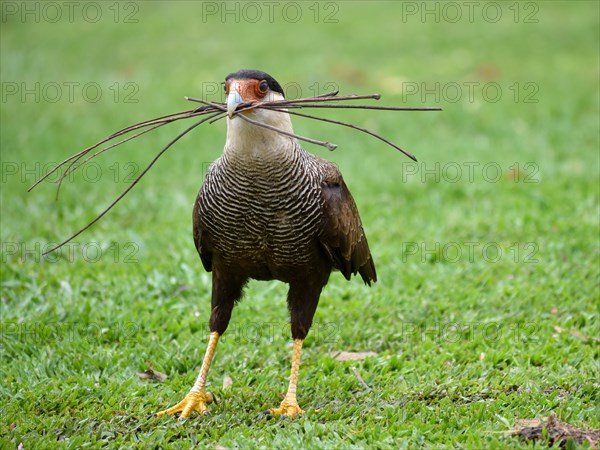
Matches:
[[156, 69, 376, 419]]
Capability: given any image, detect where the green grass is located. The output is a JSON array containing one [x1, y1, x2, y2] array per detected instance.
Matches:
[[1, 1, 598, 448]]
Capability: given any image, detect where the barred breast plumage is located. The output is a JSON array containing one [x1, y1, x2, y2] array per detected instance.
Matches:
[[197, 142, 326, 280]]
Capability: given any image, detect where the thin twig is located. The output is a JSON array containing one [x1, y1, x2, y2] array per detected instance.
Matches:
[[184, 90, 339, 110], [29, 106, 220, 192], [57, 107, 218, 183], [184, 93, 380, 108], [42, 110, 224, 255], [33, 90, 440, 254], [186, 97, 338, 151], [236, 113, 337, 151], [54, 121, 168, 199], [274, 107, 417, 161], [278, 103, 442, 112], [351, 367, 372, 391]]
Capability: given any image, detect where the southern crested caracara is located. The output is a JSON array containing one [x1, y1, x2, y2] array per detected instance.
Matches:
[[156, 70, 376, 419]]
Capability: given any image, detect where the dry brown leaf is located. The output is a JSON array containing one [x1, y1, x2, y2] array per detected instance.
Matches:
[[330, 351, 377, 361], [568, 328, 600, 343], [553, 326, 600, 343], [542, 388, 571, 399], [136, 369, 167, 382], [511, 414, 600, 448], [515, 417, 543, 428]]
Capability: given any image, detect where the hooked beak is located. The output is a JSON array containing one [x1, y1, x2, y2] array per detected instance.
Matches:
[[227, 82, 244, 118]]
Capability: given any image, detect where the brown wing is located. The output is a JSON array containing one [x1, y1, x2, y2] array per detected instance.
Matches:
[[193, 193, 213, 272], [318, 162, 377, 285]]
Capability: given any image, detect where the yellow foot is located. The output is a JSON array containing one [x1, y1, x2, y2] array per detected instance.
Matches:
[[269, 400, 305, 418], [156, 391, 216, 419]]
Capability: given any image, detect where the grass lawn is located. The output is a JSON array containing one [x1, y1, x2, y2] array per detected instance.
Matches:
[[1, 1, 598, 448]]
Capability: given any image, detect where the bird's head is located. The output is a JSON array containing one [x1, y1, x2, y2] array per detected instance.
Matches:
[[224, 70, 293, 137]]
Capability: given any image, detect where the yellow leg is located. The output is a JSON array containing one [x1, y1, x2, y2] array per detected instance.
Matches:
[[269, 338, 305, 417], [156, 331, 220, 419]]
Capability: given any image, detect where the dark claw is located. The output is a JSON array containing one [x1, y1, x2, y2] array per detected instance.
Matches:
[[280, 414, 288, 421], [209, 392, 218, 405], [146, 414, 155, 420], [254, 410, 272, 420], [203, 411, 212, 417]]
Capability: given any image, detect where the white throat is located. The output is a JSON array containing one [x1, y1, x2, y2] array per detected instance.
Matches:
[[224, 109, 295, 159]]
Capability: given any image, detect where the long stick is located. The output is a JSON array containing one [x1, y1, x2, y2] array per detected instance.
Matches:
[[33, 91, 441, 254], [186, 98, 338, 151], [28, 107, 219, 192], [277, 108, 416, 161], [42, 110, 224, 255]]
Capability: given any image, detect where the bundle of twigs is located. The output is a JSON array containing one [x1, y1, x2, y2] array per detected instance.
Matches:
[[29, 91, 441, 253]]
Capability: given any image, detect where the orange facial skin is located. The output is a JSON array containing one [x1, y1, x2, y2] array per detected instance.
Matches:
[[225, 78, 270, 103]]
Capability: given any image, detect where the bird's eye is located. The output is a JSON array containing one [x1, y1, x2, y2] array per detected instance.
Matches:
[[258, 80, 269, 93]]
